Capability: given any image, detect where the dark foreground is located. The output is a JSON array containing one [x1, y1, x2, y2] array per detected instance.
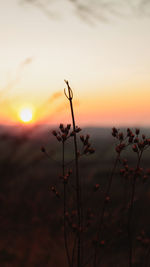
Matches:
[[0, 125, 150, 267]]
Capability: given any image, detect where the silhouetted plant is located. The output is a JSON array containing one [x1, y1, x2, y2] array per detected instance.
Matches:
[[42, 82, 150, 267]]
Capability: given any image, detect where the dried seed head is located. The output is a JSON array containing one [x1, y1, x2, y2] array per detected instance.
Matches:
[[119, 132, 124, 140], [112, 127, 118, 137], [134, 137, 139, 143], [127, 128, 132, 137], [135, 128, 140, 135], [52, 130, 57, 136], [115, 143, 125, 153], [75, 126, 82, 133], [132, 144, 138, 152], [70, 131, 75, 136], [62, 134, 67, 141], [80, 135, 84, 142], [57, 136, 62, 142], [128, 136, 134, 143], [86, 134, 90, 139], [67, 124, 71, 130]]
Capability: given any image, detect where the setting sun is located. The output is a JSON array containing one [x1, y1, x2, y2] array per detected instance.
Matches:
[[20, 108, 33, 123]]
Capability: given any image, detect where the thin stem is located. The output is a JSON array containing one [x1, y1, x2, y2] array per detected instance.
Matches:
[[72, 234, 78, 267], [65, 80, 82, 267], [127, 151, 142, 267], [62, 141, 72, 267], [93, 153, 120, 267]]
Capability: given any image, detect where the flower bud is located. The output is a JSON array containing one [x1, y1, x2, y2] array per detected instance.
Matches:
[[52, 130, 57, 136], [57, 136, 62, 142], [132, 144, 138, 152], [80, 135, 84, 142], [135, 128, 140, 135]]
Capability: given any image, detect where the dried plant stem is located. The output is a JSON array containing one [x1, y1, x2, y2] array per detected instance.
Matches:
[[127, 152, 142, 267], [62, 141, 72, 267], [94, 154, 120, 267], [65, 80, 82, 267], [72, 234, 78, 267]]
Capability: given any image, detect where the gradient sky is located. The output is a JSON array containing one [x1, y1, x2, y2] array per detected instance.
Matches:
[[0, 0, 150, 126]]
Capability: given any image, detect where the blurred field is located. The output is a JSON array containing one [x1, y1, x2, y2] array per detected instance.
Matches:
[[0, 125, 150, 267]]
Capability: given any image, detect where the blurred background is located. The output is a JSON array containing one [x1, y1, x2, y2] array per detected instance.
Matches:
[[1, 0, 150, 126], [0, 1, 150, 266]]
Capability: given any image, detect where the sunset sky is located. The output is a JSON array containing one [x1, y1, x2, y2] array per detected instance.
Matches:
[[0, 0, 150, 126]]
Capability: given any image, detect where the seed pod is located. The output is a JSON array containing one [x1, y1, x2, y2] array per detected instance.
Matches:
[[80, 135, 84, 142], [112, 127, 118, 137], [119, 132, 124, 140], [67, 124, 71, 130], [135, 128, 140, 135], [52, 130, 57, 136], [134, 137, 139, 143], [57, 136, 62, 142], [132, 144, 138, 152]]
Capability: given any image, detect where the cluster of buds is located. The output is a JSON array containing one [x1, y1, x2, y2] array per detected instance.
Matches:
[[132, 139, 150, 154], [52, 123, 71, 142], [51, 186, 60, 198], [69, 126, 82, 137], [112, 127, 150, 155], [80, 134, 95, 155], [112, 128, 126, 154], [126, 128, 150, 152], [120, 159, 135, 179], [59, 169, 72, 184], [115, 143, 126, 154], [120, 159, 150, 183]]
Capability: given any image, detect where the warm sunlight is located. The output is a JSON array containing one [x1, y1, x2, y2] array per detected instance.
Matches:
[[20, 108, 33, 123]]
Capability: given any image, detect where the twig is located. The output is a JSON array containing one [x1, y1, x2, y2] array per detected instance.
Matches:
[[64, 80, 82, 267], [62, 140, 72, 267]]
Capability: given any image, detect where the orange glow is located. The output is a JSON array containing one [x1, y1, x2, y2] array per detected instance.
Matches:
[[19, 108, 33, 123]]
